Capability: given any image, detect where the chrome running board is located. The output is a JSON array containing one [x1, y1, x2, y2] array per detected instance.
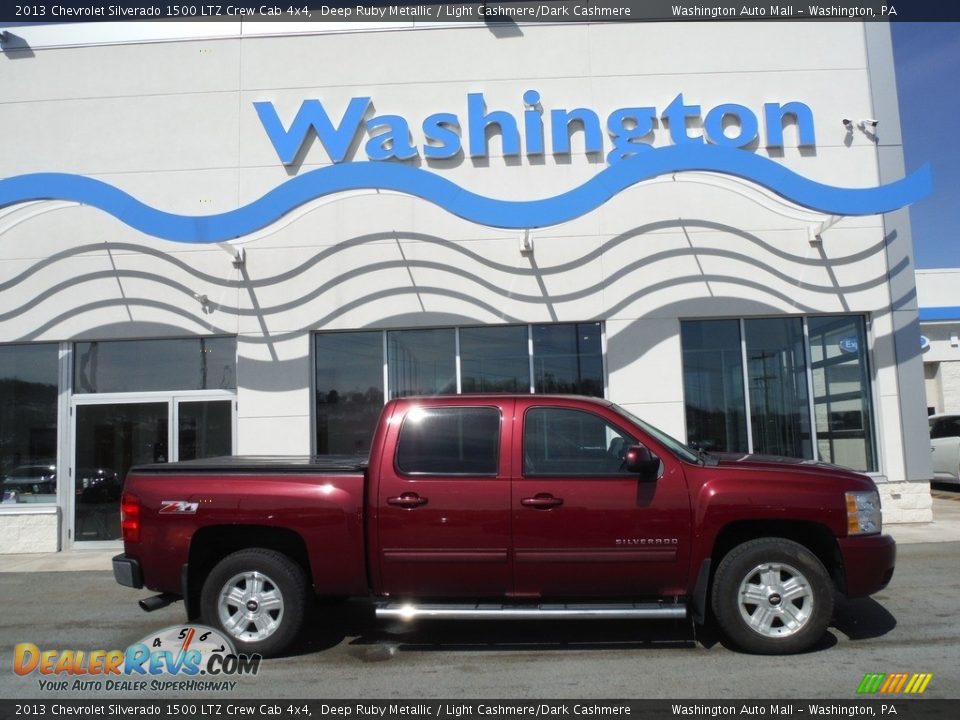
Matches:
[[376, 601, 687, 621]]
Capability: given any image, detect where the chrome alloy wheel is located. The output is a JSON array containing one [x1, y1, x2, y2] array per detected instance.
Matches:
[[217, 571, 285, 643], [737, 561, 814, 638]]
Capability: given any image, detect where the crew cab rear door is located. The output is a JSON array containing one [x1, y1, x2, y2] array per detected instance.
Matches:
[[512, 398, 691, 599], [375, 400, 513, 597]]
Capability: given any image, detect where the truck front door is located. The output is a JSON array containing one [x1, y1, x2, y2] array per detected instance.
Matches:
[[375, 402, 513, 598], [512, 401, 691, 599]]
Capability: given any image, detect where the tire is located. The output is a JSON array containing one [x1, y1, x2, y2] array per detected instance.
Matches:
[[710, 537, 834, 655], [200, 548, 309, 657]]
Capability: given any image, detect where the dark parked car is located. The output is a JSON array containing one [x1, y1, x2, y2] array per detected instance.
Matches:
[[2, 463, 56, 503]]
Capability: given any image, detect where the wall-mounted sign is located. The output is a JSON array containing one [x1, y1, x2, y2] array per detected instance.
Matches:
[[841, 335, 931, 354], [255, 92, 816, 166], [0, 89, 933, 243], [839, 336, 860, 354]]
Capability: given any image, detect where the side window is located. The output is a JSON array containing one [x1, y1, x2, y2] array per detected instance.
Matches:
[[931, 418, 958, 439], [929, 419, 942, 438], [524, 407, 636, 476], [396, 407, 500, 475]]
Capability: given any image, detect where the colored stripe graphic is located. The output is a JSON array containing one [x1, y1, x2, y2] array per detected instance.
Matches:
[[907, 674, 933, 694], [0, 146, 933, 243], [858, 673, 932, 694], [857, 674, 886, 694]]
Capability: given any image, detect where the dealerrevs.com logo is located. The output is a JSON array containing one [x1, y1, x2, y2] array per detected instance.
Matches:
[[14, 624, 261, 692]]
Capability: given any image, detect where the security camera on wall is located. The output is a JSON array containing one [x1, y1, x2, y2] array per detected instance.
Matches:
[[860, 119, 879, 127]]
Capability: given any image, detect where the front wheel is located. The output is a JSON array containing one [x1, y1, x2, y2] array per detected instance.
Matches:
[[711, 537, 834, 654], [200, 548, 309, 657]]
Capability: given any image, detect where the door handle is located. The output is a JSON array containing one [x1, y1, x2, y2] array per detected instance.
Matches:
[[521, 494, 563, 509], [387, 492, 428, 509]]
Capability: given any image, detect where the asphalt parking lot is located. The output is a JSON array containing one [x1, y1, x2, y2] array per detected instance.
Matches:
[[1, 537, 958, 701]]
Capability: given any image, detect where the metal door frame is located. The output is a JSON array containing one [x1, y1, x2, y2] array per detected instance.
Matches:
[[66, 390, 236, 550]]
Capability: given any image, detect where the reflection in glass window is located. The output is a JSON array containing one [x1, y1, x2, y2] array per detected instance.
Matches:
[[315, 332, 384, 455], [460, 326, 530, 393], [681, 316, 875, 468], [0, 344, 59, 505], [74, 337, 236, 393], [178, 400, 233, 461], [388, 329, 456, 398], [396, 407, 500, 475], [808, 316, 876, 471], [315, 322, 607, 455], [745, 318, 812, 459], [523, 407, 635, 476], [681, 320, 747, 453], [74, 402, 167, 541], [532, 323, 603, 397]]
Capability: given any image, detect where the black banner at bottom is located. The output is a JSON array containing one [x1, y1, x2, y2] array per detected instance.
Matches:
[[1, 700, 958, 720]]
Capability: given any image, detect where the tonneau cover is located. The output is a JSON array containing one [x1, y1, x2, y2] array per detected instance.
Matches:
[[130, 455, 368, 474]]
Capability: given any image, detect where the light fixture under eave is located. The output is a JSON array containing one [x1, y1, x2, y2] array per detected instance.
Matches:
[[216, 242, 246, 267], [520, 229, 534, 255], [808, 214, 845, 245]]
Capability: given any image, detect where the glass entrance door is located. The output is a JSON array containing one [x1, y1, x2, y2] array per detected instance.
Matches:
[[71, 397, 234, 544], [74, 402, 168, 543]]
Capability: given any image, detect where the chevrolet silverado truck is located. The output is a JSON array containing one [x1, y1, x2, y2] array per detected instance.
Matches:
[[113, 394, 895, 656]]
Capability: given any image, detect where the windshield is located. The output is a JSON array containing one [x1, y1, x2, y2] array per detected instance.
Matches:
[[610, 404, 701, 464]]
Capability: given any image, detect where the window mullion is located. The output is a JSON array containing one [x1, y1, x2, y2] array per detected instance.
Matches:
[[803, 317, 819, 460], [740, 318, 754, 454]]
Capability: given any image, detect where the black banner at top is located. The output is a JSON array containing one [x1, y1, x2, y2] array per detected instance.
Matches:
[[1, 1, 960, 25]]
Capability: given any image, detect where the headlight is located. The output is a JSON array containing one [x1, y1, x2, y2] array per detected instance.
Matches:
[[845, 490, 882, 535]]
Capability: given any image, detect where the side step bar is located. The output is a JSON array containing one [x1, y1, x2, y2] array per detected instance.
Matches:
[[376, 602, 687, 621]]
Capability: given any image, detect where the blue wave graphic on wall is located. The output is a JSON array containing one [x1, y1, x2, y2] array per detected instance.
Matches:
[[0, 146, 932, 243]]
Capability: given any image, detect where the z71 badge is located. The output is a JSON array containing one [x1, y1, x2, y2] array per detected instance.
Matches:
[[159, 500, 199, 514]]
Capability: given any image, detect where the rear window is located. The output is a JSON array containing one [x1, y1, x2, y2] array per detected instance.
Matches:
[[396, 406, 501, 475], [931, 417, 960, 439]]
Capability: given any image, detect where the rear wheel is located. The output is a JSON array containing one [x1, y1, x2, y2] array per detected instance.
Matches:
[[200, 548, 308, 657], [711, 537, 834, 654]]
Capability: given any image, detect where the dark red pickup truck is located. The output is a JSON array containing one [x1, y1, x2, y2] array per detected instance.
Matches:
[[113, 394, 895, 656]]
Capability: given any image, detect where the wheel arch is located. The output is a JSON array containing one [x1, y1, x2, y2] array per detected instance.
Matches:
[[708, 520, 843, 594], [186, 525, 314, 619]]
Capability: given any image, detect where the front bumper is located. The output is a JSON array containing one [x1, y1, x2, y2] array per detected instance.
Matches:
[[837, 533, 896, 598], [112, 553, 143, 589]]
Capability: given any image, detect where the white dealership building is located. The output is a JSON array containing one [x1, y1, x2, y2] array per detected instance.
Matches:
[[0, 17, 934, 554]]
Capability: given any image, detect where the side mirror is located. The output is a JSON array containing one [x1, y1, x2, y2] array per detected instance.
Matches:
[[624, 445, 660, 477]]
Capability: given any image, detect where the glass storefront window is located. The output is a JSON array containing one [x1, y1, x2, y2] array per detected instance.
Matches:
[[681, 315, 875, 471], [745, 318, 812, 459], [178, 400, 233, 461], [460, 326, 530, 393], [532, 323, 603, 396], [0, 344, 59, 505], [388, 329, 457, 398], [315, 332, 385, 455], [808, 316, 876, 471], [681, 320, 748, 453], [315, 322, 605, 454], [74, 337, 236, 394]]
